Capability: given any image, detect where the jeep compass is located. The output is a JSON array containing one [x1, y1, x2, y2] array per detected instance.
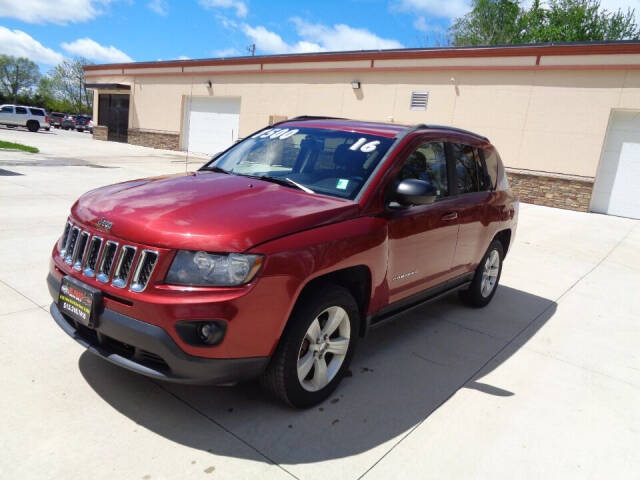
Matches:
[[48, 117, 518, 407]]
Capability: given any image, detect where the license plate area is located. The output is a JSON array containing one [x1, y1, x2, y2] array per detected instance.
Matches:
[[58, 276, 102, 328]]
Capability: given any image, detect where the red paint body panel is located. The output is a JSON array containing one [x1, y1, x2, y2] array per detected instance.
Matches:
[[49, 119, 518, 367]]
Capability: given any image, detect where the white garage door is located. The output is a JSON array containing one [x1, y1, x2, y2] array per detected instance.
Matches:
[[184, 97, 240, 156], [591, 111, 640, 219]]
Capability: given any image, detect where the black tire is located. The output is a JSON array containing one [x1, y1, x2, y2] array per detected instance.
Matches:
[[260, 284, 359, 408], [27, 121, 39, 132], [77, 128, 84, 132], [45, 127, 50, 131], [459, 240, 504, 308]]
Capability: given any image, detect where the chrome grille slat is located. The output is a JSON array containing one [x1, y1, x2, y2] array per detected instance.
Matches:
[[130, 250, 158, 292], [83, 236, 103, 277], [112, 246, 137, 288], [64, 227, 80, 265], [59, 221, 72, 257], [97, 241, 118, 283], [73, 231, 90, 271]]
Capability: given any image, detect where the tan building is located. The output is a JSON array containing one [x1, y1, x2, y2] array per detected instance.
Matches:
[[84, 42, 640, 218]]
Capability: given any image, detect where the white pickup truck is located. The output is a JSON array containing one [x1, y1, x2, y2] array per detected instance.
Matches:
[[0, 104, 50, 132]]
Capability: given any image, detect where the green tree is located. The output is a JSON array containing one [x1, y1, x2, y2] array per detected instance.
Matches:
[[45, 58, 94, 114], [450, 0, 522, 46], [449, 0, 640, 46], [0, 55, 41, 103]]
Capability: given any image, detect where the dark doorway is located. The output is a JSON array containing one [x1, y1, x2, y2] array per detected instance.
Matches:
[[98, 94, 130, 143]]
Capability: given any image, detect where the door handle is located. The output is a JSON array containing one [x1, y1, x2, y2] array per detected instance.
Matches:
[[441, 212, 458, 221]]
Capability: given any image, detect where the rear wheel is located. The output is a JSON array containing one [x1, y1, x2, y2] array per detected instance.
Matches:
[[260, 284, 359, 408], [459, 240, 504, 308], [27, 121, 39, 132]]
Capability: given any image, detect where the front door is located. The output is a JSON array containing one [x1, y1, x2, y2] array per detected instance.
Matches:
[[98, 94, 130, 143], [386, 141, 460, 304]]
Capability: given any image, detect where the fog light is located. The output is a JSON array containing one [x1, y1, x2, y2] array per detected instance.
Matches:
[[197, 321, 225, 345], [176, 320, 226, 346]]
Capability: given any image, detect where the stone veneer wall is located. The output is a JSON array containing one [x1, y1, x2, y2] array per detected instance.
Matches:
[[507, 170, 594, 212], [127, 129, 180, 151], [93, 125, 108, 141]]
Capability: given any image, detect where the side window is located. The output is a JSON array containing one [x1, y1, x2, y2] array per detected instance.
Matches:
[[29, 108, 45, 116], [15, 107, 27, 114], [398, 142, 448, 197], [1, 106, 13, 113], [451, 143, 481, 194]]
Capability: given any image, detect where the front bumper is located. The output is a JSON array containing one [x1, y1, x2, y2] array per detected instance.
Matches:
[[48, 274, 269, 385]]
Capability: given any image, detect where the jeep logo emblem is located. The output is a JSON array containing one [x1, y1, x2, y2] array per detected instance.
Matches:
[[97, 218, 113, 232]]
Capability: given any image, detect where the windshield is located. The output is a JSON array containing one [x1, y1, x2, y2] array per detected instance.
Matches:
[[206, 126, 395, 199]]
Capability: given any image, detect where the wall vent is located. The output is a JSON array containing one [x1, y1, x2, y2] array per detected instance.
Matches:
[[410, 91, 429, 111]]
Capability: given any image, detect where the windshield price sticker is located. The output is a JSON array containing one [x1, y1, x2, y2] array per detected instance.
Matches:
[[252, 128, 300, 140], [349, 137, 380, 153]]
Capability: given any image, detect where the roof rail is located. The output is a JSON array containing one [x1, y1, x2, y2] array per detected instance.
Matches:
[[286, 115, 348, 122], [413, 123, 489, 142]]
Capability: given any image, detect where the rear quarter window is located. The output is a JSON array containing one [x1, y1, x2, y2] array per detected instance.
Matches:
[[483, 148, 499, 190], [29, 108, 45, 116]]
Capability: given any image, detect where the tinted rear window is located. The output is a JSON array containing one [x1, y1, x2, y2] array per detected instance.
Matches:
[[29, 108, 45, 116]]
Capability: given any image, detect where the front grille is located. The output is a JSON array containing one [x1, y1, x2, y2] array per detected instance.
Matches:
[[58, 219, 159, 292], [130, 250, 158, 292], [97, 241, 118, 283], [112, 246, 136, 288]]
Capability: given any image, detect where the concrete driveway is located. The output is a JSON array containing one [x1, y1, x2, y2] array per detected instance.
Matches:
[[1, 127, 639, 479]]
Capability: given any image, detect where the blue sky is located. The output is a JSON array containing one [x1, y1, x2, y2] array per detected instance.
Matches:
[[0, 0, 638, 73]]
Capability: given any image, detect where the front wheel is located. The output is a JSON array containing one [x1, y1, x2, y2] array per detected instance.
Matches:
[[459, 240, 504, 308], [261, 284, 359, 408]]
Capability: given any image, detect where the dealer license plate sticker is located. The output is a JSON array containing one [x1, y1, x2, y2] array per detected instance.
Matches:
[[58, 276, 100, 327]]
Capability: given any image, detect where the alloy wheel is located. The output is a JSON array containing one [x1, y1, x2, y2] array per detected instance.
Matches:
[[480, 249, 500, 297], [297, 306, 351, 392]]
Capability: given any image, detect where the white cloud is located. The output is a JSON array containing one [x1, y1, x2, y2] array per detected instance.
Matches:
[[292, 19, 404, 51], [61, 38, 132, 63], [0, 0, 111, 24], [215, 47, 241, 57], [242, 20, 403, 55], [395, 0, 470, 19], [177, 55, 191, 60], [0, 27, 64, 64], [147, 0, 168, 15], [199, 0, 247, 18]]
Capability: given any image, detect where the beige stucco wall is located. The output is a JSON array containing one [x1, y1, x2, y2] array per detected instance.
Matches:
[[87, 66, 640, 178]]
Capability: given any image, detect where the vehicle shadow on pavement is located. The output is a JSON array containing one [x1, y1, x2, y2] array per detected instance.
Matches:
[[79, 285, 556, 465]]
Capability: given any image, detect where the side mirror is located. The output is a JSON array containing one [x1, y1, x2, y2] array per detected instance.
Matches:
[[395, 178, 437, 206]]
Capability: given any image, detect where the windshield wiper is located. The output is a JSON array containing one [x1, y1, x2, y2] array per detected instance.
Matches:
[[248, 175, 314, 194], [201, 165, 230, 174]]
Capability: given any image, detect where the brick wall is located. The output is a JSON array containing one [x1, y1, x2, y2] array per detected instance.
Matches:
[[93, 125, 107, 141], [127, 129, 180, 151], [507, 171, 594, 212]]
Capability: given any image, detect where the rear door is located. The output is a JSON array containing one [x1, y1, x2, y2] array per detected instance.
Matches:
[[14, 106, 28, 126], [448, 143, 493, 274], [386, 140, 460, 303]]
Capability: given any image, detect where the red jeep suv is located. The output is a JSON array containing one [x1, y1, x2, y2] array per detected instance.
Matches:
[[48, 117, 518, 407]]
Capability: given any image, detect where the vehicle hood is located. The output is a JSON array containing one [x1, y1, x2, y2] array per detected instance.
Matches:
[[71, 171, 359, 251]]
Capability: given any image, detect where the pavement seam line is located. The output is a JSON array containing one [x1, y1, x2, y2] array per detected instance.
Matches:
[[0, 279, 44, 310], [357, 222, 638, 480], [152, 381, 301, 480]]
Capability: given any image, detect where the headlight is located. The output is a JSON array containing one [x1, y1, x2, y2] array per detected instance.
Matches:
[[166, 251, 264, 286]]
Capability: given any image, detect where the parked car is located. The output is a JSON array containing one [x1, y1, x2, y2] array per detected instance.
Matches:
[[0, 104, 50, 132], [61, 115, 76, 130], [47, 117, 518, 408], [50, 112, 65, 129], [75, 115, 93, 133]]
